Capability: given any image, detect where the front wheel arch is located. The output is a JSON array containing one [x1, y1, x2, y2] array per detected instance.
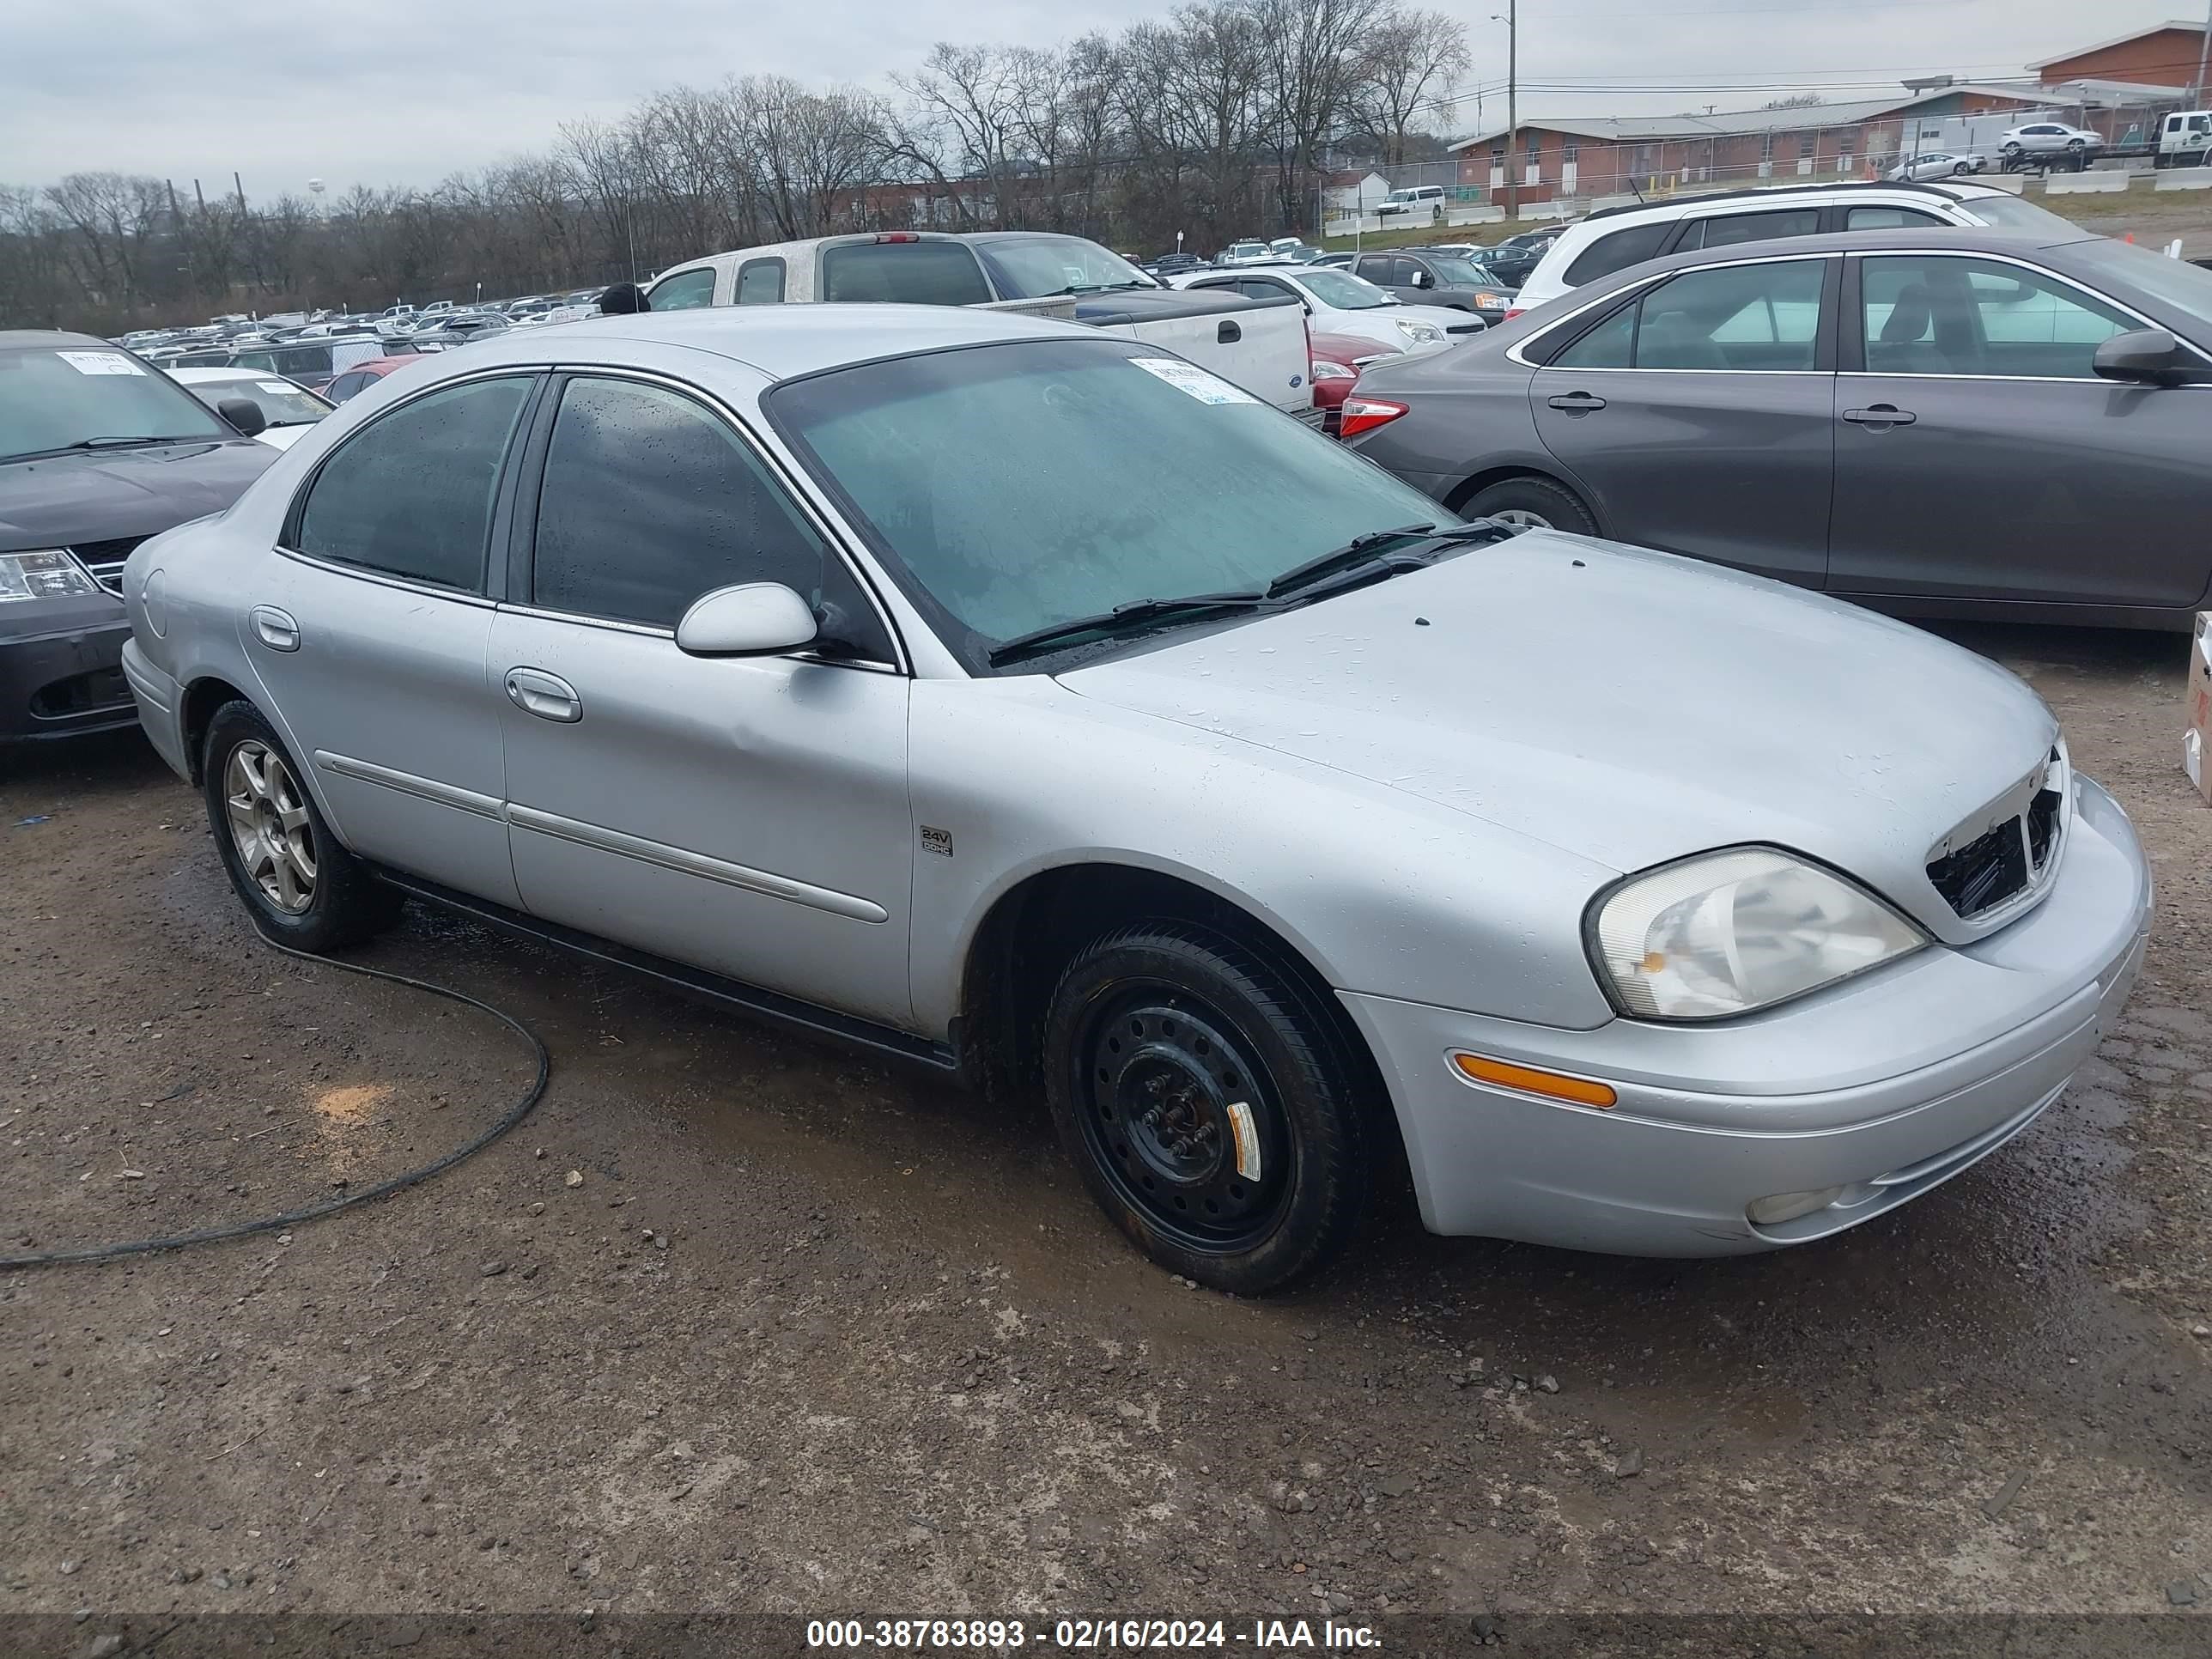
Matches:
[[1443, 465, 1604, 536]]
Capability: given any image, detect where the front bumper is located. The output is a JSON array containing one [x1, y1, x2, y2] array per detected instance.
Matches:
[[0, 613, 136, 744], [120, 638, 192, 781], [1343, 775, 2152, 1256]]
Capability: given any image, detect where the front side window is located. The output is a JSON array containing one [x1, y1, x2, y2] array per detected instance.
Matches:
[[1554, 258, 1826, 372], [294, 375, 532, 591], [0, 344, 233, 463], [820, 240, 992, 305], [1845, 206, 1944, 230], [1683, 208, 1820, 252], [531, 376, 871, 639], [1859, 254, 2136, 379], [734, 258, 786, 306], [647, 268, 716, 311], [769, 339, 1453, 669]]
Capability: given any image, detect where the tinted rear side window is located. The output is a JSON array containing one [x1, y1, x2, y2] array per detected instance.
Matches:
[[820, 242, 991, 305], [1563, 222, 1671, 287], [1681, 208, 1821, 251], [295, 376, 532, 592]]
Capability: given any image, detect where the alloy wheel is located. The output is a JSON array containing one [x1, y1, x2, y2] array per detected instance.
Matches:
[[1490, 507, 1554, 529], [224, 740, 317, 915]]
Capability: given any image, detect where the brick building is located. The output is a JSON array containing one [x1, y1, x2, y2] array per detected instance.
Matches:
[[1447, 86, 2063, 208], [2028, 20, 2209, 92]]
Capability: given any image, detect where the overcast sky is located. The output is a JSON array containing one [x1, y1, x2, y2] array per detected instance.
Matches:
[[3, 0, 2195, 194]]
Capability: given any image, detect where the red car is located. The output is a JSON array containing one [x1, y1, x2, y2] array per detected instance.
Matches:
[[1307, 331, 1396, 436], [320, 356, 425, 404]]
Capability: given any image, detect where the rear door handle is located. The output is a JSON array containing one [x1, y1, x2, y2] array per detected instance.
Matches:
[[249, 605, 300, 652], [1547, 392, 1607, 413], [1842, 404, 1917, 428], [504, 666, 581, 723], [1217, 319, 1242, 343]]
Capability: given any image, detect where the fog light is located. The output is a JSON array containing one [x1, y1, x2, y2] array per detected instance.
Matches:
[[1746, 1186, 1845, 1226]]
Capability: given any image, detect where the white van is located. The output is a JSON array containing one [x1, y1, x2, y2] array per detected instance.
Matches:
[[2157, 110, 2212, 168], [1376, 185, 1448, 222]]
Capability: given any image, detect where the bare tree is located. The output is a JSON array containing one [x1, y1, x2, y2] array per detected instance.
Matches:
[[1348, 9, 1471, 167]]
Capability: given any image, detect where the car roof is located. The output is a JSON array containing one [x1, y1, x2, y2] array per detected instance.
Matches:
[[1579, 177, 2010, 225], [406, 302, 1096, 385], [0, 329, 121, 353]]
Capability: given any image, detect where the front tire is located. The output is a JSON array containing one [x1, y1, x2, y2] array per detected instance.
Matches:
[[1462, 475, 1599, 535], [202, 701, 402, 951], [1042, 924, 1371, 1294]]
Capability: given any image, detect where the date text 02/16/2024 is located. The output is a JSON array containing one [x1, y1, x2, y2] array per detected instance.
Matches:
[[805, 1620, 1384, 1650]]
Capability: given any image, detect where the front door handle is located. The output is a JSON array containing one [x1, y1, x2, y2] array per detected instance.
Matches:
[[504, 666, 581, 723], [1217, 319, 1242, 343], [249, 605, 301, 652], [1547, 392, 1607, 413], [1841, 404, 1917, 428]]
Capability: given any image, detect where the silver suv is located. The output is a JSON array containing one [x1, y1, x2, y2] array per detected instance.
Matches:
[[1510, 179, 2082, 314], [118, 306, 2148, 1291]]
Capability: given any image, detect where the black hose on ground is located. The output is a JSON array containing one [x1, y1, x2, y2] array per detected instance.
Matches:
[[0, 939, 550, 1270]]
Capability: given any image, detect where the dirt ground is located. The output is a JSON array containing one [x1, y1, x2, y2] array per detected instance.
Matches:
[[3, 622, 2210, 1644]]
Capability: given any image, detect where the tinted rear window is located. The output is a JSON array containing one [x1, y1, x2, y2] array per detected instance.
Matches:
[[1563, 222, 1672, 287], [820, 242, 991, 306]]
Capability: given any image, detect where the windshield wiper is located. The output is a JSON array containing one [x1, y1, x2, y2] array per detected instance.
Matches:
[[64, 435, 180, 451], [1265, 520, 1519, 602], [987, 590, 1273, 666]]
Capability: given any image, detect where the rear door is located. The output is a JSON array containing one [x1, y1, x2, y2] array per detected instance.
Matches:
[[1528, 252, 1838, 585], [1829, 250, 2212, 612], [257, 372, 539, 905]]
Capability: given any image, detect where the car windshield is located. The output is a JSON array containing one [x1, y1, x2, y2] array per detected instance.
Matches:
[[1962, 194, 2079, 236], [1297, 269, 1394, 309], [1228, 243, 1266, 257], [2079, 238, 2212, 334], [1420, 252, 1493, 285], [185, 375, 331, 428], [973, 236, 1155, 298], [769, 337, 1459, 670], [0, 345, 233, 463]]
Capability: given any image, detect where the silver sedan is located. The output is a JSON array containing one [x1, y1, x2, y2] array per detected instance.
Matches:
[[118, 305, 2149, 1291]]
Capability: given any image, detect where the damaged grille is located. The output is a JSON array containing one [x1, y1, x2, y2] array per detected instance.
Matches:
[[69, 536, 146, 596], [1926, 749, 2068, 921]]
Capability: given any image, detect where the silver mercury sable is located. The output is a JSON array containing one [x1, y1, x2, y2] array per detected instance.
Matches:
[[118, 305, 2151, 1294]]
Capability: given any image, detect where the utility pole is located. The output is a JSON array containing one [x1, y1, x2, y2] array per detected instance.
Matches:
[[2194, 0, 2211, 105], [1505, 0, 1519, 222]]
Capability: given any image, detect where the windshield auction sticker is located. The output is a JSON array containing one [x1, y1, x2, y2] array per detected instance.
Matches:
[[56, 350, 146, 375], [1128, 357, 1257, 405]]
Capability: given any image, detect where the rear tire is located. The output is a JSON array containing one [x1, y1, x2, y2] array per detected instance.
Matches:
[[202, 700, 403, 952], [1042, 923, 1372, 1295], [1462, 476, 1599, 535]]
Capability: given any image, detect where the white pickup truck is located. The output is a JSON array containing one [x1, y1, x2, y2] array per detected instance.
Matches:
[[641, 230, 1316, 419]]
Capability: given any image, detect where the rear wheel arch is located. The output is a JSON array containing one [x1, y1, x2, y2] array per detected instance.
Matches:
[[1444, 465, 1603, 536]]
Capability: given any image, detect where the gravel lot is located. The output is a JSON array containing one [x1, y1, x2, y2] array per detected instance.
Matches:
[[3, 621, 2209, 1640]]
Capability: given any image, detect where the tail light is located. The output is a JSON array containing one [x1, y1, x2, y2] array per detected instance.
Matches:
[[874, 233, 921, 244], [1503, 307, 1525, 321], [1336, 397, 1409, 440]]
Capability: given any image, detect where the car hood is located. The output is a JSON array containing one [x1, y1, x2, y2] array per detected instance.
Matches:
[[1055, 531, 2057, 942], [0, 441, 276, 552]]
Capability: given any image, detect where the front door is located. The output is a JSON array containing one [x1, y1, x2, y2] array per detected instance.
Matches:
[[1528, 253, 1838, 586], [492, 372, 915, 1026], [1830, 251, 2212, 613], [251, 373, 539, 905]]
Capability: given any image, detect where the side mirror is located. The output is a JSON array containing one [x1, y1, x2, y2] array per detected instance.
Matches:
[[216, 397, 267, 437], [675, 582, 818, 657], [2093, 327, 2194, 386]]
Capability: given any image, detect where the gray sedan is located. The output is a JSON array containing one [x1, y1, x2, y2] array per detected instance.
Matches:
[[1347, 226, 2212, 629], [119, 304, 2148, 1291]]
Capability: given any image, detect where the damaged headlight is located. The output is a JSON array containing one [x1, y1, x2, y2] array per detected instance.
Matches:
[[1589, 848, 1925, 1020]]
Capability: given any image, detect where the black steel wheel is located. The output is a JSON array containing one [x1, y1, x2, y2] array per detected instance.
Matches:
[[1043, 923, 1371, 1294]]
